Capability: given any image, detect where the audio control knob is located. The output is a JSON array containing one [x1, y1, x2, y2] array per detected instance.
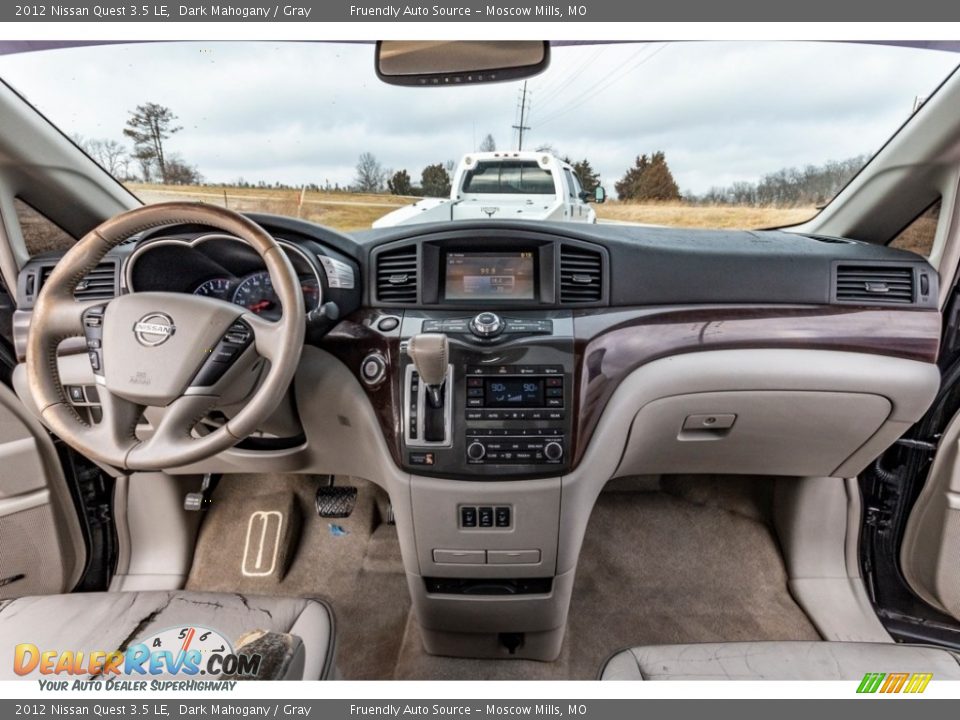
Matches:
[[467, 441, 486, 461], [544, 441, 564, 462], [470, 312, 504, 338]]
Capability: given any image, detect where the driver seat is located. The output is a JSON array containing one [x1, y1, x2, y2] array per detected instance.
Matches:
[[0, 590, 335, 680]]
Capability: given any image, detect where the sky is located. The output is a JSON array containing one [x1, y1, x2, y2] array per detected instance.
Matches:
[[0, 40, 956, 195]]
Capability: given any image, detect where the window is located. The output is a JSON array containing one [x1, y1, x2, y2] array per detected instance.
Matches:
[[889, 199, 941, 257], [14, 199, 75, 256], [462, 161, 555, 195]]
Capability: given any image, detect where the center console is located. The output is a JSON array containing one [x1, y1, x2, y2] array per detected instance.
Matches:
[[355, 233, 608, 661], [399, 309, 575, 479]]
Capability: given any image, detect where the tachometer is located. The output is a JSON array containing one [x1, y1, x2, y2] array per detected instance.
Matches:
[[232, 272, 281, 320], [193, 277, 233, 299]]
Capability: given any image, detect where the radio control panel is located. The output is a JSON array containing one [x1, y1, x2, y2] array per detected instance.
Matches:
[[399, 310, 574, 480]]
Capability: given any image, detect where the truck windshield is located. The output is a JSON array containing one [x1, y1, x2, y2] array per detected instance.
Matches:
[[462, 161, 555, 195]]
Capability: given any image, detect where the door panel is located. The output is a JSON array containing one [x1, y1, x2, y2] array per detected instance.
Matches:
[[0, 382, 84, 598], [901, 405, 960, 621]]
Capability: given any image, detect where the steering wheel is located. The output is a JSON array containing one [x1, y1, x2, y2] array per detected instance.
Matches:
[[25, 202, 305, 470]]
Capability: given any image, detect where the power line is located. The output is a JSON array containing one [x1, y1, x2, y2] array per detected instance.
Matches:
[[534, 43, 670, 130], [531, 45, 608, 112]]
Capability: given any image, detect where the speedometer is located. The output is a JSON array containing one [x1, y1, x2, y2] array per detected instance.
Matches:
[[233, 272, 280, 319], [193, 277, 233, 299]]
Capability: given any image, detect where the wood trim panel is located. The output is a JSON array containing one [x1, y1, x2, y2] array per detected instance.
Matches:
[[571, 305, 942, 466]]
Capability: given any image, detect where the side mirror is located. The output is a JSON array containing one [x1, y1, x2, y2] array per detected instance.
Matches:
[[593, 187, 607, 204]]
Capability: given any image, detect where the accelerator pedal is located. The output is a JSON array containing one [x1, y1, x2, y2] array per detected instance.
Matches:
[[315, 480, 358, 518]]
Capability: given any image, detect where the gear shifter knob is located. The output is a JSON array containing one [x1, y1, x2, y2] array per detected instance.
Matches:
[[407, 333, 449, 408]]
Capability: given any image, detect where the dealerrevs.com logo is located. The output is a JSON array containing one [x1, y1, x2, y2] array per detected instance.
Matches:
[[13, 626, 261, 679]]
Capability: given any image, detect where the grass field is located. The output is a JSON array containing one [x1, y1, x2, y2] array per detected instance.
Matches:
[[127, 183, 818, 232]]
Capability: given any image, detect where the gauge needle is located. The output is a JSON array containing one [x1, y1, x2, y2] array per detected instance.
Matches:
[[180, 627, 196, 653], [248, 300, 272, 312]]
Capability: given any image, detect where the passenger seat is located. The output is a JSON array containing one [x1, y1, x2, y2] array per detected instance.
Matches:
[[0, 590, 335, 680], [600, 641, 960, 680]]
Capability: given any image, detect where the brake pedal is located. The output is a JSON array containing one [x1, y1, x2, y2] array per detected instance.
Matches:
[[315, 484, 357, 518]]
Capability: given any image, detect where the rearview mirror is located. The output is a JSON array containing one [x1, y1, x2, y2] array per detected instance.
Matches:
[[594, 186, 607, 204], [376, 41, 549, 87]]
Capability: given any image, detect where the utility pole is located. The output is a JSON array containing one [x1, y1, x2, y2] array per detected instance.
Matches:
[[512, 81, 531, 150]]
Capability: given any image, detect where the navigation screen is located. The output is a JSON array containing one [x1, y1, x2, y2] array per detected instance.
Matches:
[[484, 378, 545, 407], [445, 251, 535, 300]]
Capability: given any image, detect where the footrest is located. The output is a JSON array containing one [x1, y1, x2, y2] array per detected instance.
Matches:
[[315, 485, 357, 518]]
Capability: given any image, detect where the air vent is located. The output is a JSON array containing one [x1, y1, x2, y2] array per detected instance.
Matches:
[[376, 245, 418, 304], [559, 245, 603, 303], [39, 260, 118, 301], [835, 265, 914, 305]]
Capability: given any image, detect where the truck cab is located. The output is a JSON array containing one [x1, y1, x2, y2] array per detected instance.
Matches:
[[373, 151, 604, 228]]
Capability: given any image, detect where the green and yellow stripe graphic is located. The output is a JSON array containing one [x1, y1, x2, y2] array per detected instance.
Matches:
[[857, 672, 933, 694]]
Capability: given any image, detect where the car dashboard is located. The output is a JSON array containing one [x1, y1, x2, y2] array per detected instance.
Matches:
[[10, 213, 945, 661]]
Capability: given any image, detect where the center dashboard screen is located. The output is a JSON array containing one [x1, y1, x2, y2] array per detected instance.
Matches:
[[444, 251, 535, 300]]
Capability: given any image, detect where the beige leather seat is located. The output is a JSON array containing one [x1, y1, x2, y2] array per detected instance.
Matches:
[[600, 641, 960, 680], [0, 590, 335, 680]]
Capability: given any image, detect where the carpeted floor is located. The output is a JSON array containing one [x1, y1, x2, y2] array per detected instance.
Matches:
[[185, 474, 410, 679], [186, 474, 819, 680]]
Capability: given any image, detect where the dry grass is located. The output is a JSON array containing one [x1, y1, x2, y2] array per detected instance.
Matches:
[[127, 183, 413, 232], [126, 184, 819, 233], [595, 201, 819, 230]]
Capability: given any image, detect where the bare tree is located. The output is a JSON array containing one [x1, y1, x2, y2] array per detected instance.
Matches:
[[123, 102, 182, 184], [72, 135, 129, 178], [354, 152, 385, 192], [163, 155, 203, 185], [479, 133, 497, 152]]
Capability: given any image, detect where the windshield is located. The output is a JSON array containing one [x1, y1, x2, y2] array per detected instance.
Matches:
[[0, 41, 956, 232]]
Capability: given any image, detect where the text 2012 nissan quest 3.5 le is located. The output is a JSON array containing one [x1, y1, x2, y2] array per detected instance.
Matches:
[[0, 40, 960, 681]]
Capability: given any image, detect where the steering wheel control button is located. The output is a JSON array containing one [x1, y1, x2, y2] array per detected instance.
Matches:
[[469, 311, 504, 338], [191, 320, 255, 388], [360, 353, 388, 386], [66, 385, 85, 404], [81, 306, 106, 375]]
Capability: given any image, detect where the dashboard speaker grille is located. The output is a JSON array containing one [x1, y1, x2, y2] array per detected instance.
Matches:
[[376, 245, 418, 304], [39, 259, 118, 301], [559, 245, 603, 303], [835, 265, 914, 305]]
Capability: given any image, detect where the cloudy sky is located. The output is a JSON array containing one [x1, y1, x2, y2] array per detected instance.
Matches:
[[0, 41, 956, 195]]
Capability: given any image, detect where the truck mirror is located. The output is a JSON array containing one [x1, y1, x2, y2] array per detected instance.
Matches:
[[594, 187, 606, 204]]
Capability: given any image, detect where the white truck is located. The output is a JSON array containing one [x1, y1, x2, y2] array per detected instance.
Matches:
[[372, 151, 605, 228]]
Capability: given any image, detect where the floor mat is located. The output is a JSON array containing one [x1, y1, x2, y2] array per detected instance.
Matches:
[[187, 475, 819, 680], [186, 474, 410, 679], [392, 480, 820, 680]]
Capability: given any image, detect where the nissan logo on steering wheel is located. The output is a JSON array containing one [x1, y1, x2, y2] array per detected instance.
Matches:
[[133, 312, 176, 347]]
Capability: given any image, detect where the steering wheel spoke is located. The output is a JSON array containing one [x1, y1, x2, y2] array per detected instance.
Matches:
[[241, 311, 285, 362], [45, 297, 108, 337]]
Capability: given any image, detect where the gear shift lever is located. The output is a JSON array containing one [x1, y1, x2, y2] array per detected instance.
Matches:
[[407, 333, 449, 409]]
